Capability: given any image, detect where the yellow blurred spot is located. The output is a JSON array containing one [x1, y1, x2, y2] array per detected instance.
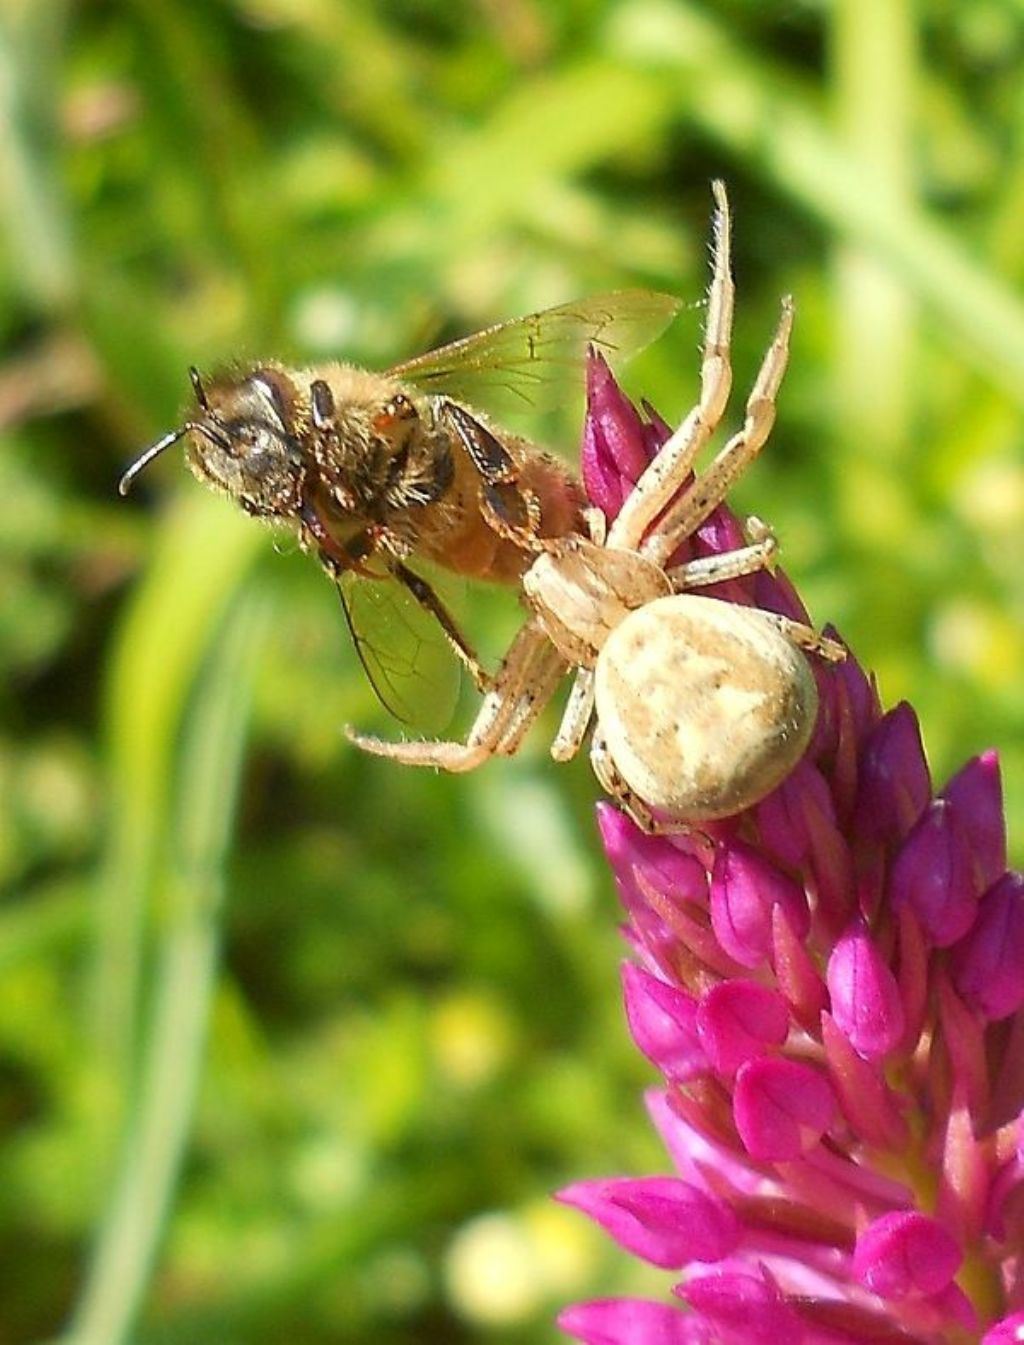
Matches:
[[956, 459, 1024, 532], [430, 990, 515, 1089], [444, 1202, 596, 1326], [928, 599, 1022, 686]]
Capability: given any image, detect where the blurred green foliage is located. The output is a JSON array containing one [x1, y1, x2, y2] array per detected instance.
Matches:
[[1, 0, 1023, 1341]]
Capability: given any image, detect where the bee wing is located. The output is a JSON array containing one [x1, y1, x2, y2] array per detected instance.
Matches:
[[389, 289, 682, 416], [337, 564, 463, 733]]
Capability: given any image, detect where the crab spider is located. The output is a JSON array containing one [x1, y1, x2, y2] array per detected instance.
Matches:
[[349, 182, 844, 831]]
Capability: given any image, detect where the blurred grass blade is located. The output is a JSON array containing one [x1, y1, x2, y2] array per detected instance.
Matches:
[[93, 495, 260, 1114], [65, 588, 268, 1345], [0, 0, 74, 312]]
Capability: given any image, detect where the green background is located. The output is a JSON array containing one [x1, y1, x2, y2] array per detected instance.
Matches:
[[2, 1, 1023, 1342]]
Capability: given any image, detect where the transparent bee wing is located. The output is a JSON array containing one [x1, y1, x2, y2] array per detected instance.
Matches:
[[337, 562, 464, 732], [389, 289, 682, 416]]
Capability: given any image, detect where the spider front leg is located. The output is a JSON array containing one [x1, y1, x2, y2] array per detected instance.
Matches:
[[550, 666, 596, 763], [608, 178, 735, 553], [347, 618, 564, 771], [641, 296, 794, 571], [667, 516, 778, 590], [759, 612, 847, 663]]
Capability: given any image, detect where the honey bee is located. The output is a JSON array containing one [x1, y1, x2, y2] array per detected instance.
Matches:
[[119, 291, 681, 723]]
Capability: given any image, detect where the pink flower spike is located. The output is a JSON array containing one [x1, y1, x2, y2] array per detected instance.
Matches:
[[854, 702, 931, 843], [557, 334, 1024, 1341], [852, 1211, 961, 1300], [949, 873, 1024, 1021], [557, 1297, 706, 1345], [695, 980, 789, 1075], [710, 842, 809, 968], [826, 920, 904, 1060], [556, 1177, 740, 1269], [888, 799, 978, 947], [622, 964, 706, 1081], [943, 750, 1007, 892], [732, 1057, 835, 1160]]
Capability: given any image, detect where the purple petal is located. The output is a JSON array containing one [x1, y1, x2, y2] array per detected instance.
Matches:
[[556, 1176, 740, 1268], [557, 1297, 709, 1345], [581, 351, 650, 516], [622, 964, 707, 1081], [678, 1271, 803, 1342], [695, 980, 789, 1074], [826, 920, 904, 1060], [710, 842, 809, 968], [732, 1057, 836, 1160], [854, 703, 931, 843], [888, 800, 978, 947], [983, 1312, 1024, 1345], [852, 1211, 961, 1299], [942, 751, 1007, 893], [949, 873, 1024, 1021]]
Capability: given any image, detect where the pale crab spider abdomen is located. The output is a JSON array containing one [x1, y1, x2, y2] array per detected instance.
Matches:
[[349, 181, 845, 831]]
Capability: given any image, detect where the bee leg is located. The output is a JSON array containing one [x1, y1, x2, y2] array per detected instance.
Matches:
[[392, 560, 492, 691], [438, 400, 548, 551]]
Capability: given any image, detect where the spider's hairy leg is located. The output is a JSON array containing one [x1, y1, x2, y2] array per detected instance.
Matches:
[[493, 643, 569, 757], [347, 619, 558, 770], [641, 296, 794, 571], [608, 179, 735, 553], [550, 667, 596, 763], [758, 612, 847, 664], [667, 520, 778, 590], [590, 733, 672, 835]]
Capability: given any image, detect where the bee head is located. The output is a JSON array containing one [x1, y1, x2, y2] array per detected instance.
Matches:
[[118, 366, 304, 518]]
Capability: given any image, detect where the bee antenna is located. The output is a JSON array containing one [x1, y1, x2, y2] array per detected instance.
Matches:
[[189, 366, 211, 411], [117, 421, 232, 496]]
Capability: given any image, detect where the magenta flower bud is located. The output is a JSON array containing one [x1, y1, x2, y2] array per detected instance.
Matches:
[[854, 702, 931, 843], [709, 842, 809, 968], [556, 355, 1023, 1343], [826, 920, 904, 1059], [694, 981, 789, 1075], [622, 964, 706, 1081], [888, 799, 978, 946], [852, 1211, 961, 1300], [556, 1177, 740, 1268], [943, 751, 1008, 892], [597, 804, 707, 908], [949, 872, 1024, 1020], [581, 352, 651, 516], [557, 1298, 705, 1345], [732, 1057, 835, 1160], [677, 1272, 802, 1342]]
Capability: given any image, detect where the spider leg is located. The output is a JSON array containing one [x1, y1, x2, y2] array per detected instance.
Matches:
[[642, 296, 794, 570], [347, 619, 558, 770], [493, 643, 569, 757], [550, 667, 596, 762], [668, 519, 778, 590], [608, 179, 735, 553], [758, 612, 847, 663], [590, 732, 705, 836]]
